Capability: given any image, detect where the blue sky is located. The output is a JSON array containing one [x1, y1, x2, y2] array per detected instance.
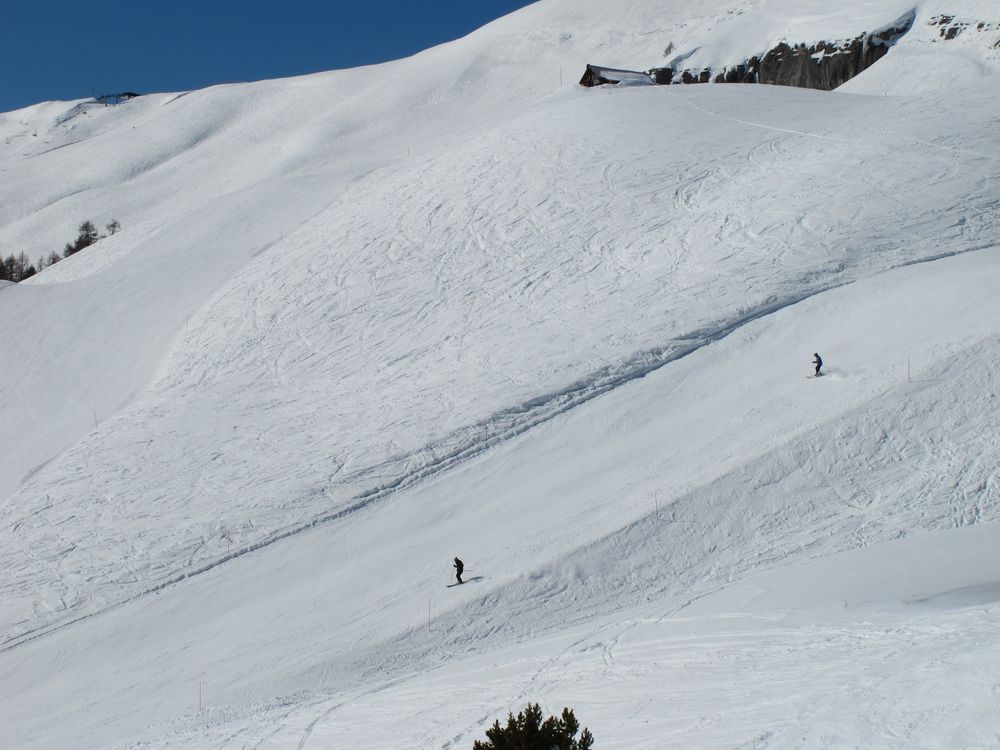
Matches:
[[0, 1, 537, 113]]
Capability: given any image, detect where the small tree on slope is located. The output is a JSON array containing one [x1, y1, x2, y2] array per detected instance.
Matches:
[[64, 220, 100, 257], [473, 703, 594, 750]]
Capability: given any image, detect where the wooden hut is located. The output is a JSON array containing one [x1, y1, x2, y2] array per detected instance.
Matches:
[[96, 92, 142, 106], [579, 64, 653, 87]]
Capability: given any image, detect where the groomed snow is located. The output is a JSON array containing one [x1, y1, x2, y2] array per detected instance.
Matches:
[[1, 0, 999, 747]]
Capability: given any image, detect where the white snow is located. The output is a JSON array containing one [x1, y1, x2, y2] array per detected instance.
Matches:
[[651, 0, 1000, 94], [1, 0, 999, 748]]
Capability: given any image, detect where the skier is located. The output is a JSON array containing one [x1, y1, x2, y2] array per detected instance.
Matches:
[[453, 557, 464, 585], [813, 352, 823, 377]]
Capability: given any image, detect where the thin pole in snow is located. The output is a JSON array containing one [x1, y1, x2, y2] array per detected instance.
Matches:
[[199, 680, 202, 712], [907, 357, 911, 383], [93, 411, 98, 431], [560, 67, 563, 87]]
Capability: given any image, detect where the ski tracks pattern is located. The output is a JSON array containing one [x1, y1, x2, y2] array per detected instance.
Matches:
[[3, 86, 998, 654]]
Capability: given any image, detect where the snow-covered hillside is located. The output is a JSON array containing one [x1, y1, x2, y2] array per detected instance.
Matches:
[[1, 0, 998, 748]]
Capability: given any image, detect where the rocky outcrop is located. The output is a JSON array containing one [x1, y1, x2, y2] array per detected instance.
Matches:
[[649, 14, 915, 91], [928, 14, 999, 43], [585, 9, 1000, 92]]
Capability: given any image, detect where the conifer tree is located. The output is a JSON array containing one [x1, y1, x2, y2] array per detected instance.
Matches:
[[64, 220, 100, 257], [78, 220, 99, 248], [11, 252, 29, 281], [473, 704, 594, 750]]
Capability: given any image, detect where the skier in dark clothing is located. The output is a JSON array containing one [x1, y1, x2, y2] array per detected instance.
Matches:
[[454, 557, 464, 584], [813, 353, 823, 377]]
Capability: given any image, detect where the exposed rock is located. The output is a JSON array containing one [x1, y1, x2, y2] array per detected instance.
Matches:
[[648, 15, 914, 91], [584, 11, 999, 92], [928, 14, 998, 42], [650, 68, 673, 85]]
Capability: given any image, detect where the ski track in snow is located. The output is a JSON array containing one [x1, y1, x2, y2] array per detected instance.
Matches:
[[0, 287, 819, 652], [4, 230, 995, 655], [3, 80, 999, 651], [26, 253, 997, 750]]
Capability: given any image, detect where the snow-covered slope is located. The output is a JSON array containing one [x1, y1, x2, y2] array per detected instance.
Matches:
[[647, 0, 1000, 94], [1, 0, 999, 748]]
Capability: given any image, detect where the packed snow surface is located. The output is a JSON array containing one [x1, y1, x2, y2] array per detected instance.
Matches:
[[1, 0, 999, 748]]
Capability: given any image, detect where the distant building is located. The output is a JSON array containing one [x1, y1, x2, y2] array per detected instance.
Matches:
[[579, 65, 654, 87], [96, 92, 142, 106]]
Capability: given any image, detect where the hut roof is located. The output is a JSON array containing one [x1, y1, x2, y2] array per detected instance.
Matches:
[[580, 64, 653, 87]]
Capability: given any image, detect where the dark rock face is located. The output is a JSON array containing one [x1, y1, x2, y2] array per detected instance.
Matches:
[[929, 13, 999, 43], [650, 67, 674, 85], [648, 14, 915, 91], [587, 11, 999, 92], [754, 34, 901, 90]]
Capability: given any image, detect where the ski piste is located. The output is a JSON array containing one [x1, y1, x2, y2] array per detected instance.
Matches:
[[447, 576, 483, 588], [3, 0, 1000, 747]]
